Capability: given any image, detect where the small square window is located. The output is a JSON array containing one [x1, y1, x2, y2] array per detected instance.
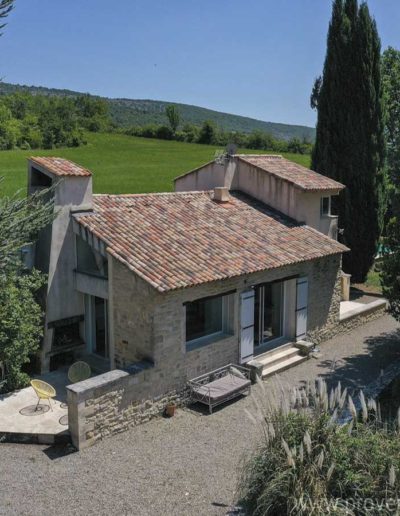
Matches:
[[321, 196, 331, 216]]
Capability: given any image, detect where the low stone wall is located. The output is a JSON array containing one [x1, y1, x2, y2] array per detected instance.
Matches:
[[67, 370, 186, 450], [338, 302, 388, 336], [316, 299, 388, 344]]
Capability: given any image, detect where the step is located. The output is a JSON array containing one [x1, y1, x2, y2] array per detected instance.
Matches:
[[257, 341, 295, 358], [256, 346, 300, 368], [261, 354, 308, 379]]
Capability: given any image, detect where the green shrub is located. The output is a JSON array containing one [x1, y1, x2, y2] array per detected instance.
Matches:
[[0, 269, 46, 391], [237, 379, 400, 515]]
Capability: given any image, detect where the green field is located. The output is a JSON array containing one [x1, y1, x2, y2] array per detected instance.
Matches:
[[0, 132, 311, 197]]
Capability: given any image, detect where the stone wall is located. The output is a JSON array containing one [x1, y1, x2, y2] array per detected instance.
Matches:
[[67, 370, 187, 450], [112, 259, 159, 369], [335, 301, 387, 339], [111, 253, 342, 399]]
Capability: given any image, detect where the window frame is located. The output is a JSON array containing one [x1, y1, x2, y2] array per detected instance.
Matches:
[[185, 292, 234, 351], [320, 196, 331, 217]]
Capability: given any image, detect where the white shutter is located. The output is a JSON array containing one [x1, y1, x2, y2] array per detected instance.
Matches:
[[296, 277, 308, 341], [240, 291, 255, 363]]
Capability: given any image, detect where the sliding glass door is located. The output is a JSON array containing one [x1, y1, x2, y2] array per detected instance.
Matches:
[[254, 282, 284, 348]]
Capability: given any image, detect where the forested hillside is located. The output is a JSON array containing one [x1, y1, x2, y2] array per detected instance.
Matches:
[[0, 82, 315, 142]]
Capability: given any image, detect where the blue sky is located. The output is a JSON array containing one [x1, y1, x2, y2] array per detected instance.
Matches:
[[2, 0, 400, 127]]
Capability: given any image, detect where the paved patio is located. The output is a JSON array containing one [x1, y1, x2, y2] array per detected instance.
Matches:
[[0, 315, 399, 516], [0, 369, 69, 442]]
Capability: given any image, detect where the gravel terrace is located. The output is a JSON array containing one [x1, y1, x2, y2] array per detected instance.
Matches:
[[1, 315, 399, 516]]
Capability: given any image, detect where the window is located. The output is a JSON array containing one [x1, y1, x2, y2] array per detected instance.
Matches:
[[321, 196, 331, 216], [185, 293, 233, 349], [76, 235, 108, 278]]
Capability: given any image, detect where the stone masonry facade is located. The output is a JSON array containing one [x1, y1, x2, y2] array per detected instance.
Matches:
[[111, 253, 342, 398], [67, 254, 390, 450]]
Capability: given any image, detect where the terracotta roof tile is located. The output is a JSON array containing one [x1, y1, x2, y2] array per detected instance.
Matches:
[[30, 157, 92, 177], [237, 155, 344, 191], [73, 191, 348, 292]]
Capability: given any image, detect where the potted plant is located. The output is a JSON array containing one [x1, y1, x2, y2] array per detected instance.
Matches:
[[165, 401, 177, 417]]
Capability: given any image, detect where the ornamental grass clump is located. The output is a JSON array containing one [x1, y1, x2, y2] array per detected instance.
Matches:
[[237, 378, 400, 515]]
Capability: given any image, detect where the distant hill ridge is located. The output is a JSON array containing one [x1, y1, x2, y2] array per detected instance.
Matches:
[[0, 82, 315, 142]]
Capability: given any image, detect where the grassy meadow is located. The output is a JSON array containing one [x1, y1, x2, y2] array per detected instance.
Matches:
[[0, 132, 311, 197]]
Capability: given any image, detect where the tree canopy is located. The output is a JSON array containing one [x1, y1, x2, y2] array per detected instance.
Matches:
[[382, 47, 400, 217], [312, 0, 387, 282], [165, 104, 180, 133], [0, 93, 110, 150], [0, 182, 55, 390]]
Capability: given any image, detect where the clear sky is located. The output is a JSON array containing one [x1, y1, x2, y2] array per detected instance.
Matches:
[[2, 0, 400, 127]]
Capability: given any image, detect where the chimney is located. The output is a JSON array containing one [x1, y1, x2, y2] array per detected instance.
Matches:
[[213, 186, 230, 203], [28, 157, 93, 211]]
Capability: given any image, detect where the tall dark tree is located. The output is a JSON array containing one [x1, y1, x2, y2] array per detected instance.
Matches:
[[312, 0, 387, 282], [382, 47, 400, 216]]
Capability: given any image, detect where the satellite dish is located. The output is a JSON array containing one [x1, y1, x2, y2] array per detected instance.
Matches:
[[226, 143, 237, 156]]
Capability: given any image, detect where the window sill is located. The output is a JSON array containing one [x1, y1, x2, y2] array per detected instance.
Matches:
[[186, 332, 233, 352]]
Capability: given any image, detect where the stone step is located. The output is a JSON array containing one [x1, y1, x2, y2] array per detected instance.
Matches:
[[261, 354, 308, 379], [256, 346, 300, 368], [259, 341, 296, 357]]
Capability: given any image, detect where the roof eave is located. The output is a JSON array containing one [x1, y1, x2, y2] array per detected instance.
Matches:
[[236, 155, 345, 192]]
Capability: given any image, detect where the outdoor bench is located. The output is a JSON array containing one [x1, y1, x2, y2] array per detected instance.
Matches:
[[188, 364, 251, 413]]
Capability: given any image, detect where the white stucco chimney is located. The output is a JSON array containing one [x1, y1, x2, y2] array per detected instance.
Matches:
[[213, 186, 230, 203]]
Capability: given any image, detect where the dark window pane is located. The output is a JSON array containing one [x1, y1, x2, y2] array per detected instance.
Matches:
[[76, 236, 108, 277], [321, 197, 330, 215], [186, 296, 223, 342]]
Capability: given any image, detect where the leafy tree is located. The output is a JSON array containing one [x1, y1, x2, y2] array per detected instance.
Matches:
[[381, 218, 400, 322], [312, 0, 387, 282], [181, 123, 199, 143], [0, 0, 53, 390], [197, 120, 216, 145], [382, 47, 400, 217], [0, 184, 55, 390], [0, 270, 46, 389], [0, 186, 55, 270], [75, 95, 109, 132], [165, 104, 180, 133], [287, 137, 310, 155]]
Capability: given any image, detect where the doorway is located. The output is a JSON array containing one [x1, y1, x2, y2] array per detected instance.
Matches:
[[85, 295, 109, 358], [254, 282, 284, 351], [239, 277, 307, 363]]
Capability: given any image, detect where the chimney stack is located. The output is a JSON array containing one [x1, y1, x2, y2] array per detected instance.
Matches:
[[213, 186, 230, 203]]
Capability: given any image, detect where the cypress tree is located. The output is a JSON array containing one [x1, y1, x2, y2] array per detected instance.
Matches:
[[312, 0, 386, 282]]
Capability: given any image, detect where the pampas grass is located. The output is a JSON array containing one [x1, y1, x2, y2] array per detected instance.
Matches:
[[237, 379, 400, 515]]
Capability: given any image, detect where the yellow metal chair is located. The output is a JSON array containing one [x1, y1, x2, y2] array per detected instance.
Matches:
[[30, 379, 57, 411]]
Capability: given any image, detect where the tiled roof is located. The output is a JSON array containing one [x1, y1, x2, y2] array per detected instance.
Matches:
[[30, 157, 92, 177], [237, 155, 344, 192], [73, 191, 347, 293]]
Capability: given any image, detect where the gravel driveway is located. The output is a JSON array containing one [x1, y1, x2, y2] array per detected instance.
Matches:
[[1, 315, 399, 516]]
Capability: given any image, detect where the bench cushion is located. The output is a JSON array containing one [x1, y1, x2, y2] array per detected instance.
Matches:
[[192, 374, 251, 404]]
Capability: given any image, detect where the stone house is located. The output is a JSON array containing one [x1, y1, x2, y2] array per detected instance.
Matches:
[[28, 153, 348, 398]]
